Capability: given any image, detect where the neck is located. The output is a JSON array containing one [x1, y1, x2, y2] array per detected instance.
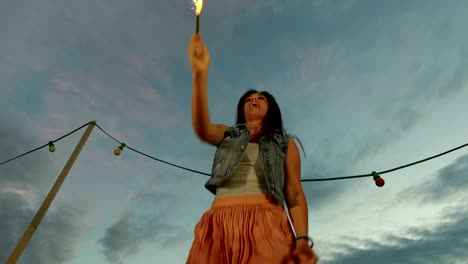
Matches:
[[246, 121, 263, 136]]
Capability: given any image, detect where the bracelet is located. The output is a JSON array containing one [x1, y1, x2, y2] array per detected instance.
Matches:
[[295, 235, 314, 248]]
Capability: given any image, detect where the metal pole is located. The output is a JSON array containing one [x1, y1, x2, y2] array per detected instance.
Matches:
[[5, 121, 96, 264]]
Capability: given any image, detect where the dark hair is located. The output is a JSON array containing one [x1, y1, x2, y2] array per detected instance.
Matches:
[[235, 89, 306, 156], [236, 89, 284, 135]]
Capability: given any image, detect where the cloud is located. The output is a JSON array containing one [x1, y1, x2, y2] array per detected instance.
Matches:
[[0, 115, 83, 264], [311, 0, 360, 17], [45, 72, 185, 134], [1, 0, 189, 137], [97, 193, 193, 263], [97, 168, 202, 263], [0, 187, 37, 202], [324, 202, 468, 264], [97, 212, 140, 264], [396, 153, 468, 205], [0, 113, 54, 190], [322, 150, 468, 263], [0, 192, 83, 264]]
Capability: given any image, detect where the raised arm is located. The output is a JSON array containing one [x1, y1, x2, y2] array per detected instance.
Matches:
[[188, 34, 227, 146]]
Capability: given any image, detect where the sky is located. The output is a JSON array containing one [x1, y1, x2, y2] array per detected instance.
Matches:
[[1, 0, 468, 263]]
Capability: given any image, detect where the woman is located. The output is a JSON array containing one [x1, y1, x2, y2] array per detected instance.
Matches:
[[187, 34, 318, 264]]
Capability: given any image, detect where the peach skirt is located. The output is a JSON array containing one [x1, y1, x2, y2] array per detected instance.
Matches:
[[186, 194, 297, 264]]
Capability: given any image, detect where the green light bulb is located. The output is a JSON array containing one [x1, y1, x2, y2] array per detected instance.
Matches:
[[48, 142, 56, 152]]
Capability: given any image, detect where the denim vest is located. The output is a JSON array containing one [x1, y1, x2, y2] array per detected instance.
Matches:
[[205, 124, 290, 206]]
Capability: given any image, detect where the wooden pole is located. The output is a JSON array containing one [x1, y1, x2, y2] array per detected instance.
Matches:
[[5, 121, 96, 264]]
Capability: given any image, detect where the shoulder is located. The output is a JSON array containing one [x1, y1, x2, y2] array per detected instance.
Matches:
[[285, 134, 305, 158], [287, 137, 299, 155]]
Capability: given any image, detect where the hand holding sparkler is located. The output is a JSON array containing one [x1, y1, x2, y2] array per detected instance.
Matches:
[[188, 34, 210, 73], [188, 0, 209, 73]]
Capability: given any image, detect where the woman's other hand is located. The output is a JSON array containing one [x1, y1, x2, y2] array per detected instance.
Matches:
[[292, 240, 318, 264]]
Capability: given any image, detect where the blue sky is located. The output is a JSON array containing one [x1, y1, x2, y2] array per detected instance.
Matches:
[[1, 0, 468, 263]]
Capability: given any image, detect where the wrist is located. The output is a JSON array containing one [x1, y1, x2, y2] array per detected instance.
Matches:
[[193, 69, 208, 77], [295, 235, 314, 248], [296, 239, 309, 248]]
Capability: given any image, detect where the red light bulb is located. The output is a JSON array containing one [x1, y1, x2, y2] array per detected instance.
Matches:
[[371, 171, 385, 187], [375, 177, 385, 187]]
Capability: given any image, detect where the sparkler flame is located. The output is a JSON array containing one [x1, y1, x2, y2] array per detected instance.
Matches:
[[193, 0, 204, 15]]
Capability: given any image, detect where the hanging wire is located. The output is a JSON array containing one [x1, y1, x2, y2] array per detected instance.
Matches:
[[96, 124, 468, 181], [95, 124, 211, 176], [301, 142, 468, 182], [0, 121, 94, 166], [1, 120, 467, 182]]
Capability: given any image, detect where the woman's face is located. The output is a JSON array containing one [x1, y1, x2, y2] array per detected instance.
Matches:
[[243, 93, 269, 122]]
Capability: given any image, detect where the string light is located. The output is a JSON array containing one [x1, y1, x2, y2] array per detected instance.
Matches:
[[114, 143, 126, 156], [48, 141, 56, 152], [0, 121, 92, 166], [1, 121, 467, 186], [372, 171, 385, 187]]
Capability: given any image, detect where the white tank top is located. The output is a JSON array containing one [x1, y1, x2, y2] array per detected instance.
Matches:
[[216, 142, 269, 197]]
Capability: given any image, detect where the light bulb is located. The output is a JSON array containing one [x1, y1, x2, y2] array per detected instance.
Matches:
[[114, 148, 121, 156], [114, 143, 126, 156], [48, 142, 56, 152], [371, 171, 385, 187]]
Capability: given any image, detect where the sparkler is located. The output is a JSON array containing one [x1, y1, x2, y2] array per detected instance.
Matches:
[[193, 0, 204, 33]]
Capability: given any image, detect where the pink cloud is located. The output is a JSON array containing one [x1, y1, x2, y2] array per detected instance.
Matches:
[[125, 54, 173, 90], [1, 187, 37, 202], [282, 39, 318, 80], [40, 127, 63, 139], [53, 77, 99, 106], [138, 87, 163, 104], [46, 72, 187, 136], [127, 55, 146, 76], [55, 78, 82, 94], [49, 112, 73, 123]]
